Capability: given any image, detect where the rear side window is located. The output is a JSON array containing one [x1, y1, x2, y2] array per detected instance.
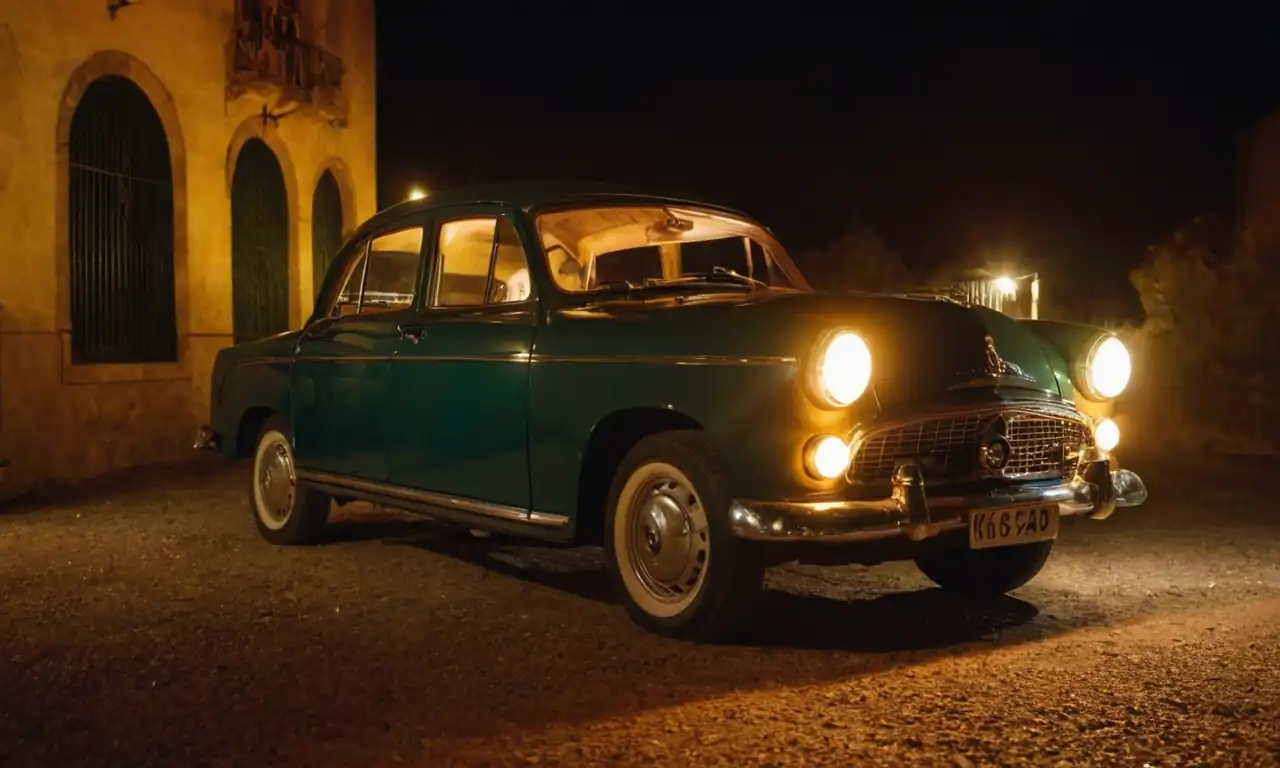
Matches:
[[433, 217, 533, 307]]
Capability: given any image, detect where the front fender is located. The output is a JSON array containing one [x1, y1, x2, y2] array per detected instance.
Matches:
[[527, 358, 807, 520]]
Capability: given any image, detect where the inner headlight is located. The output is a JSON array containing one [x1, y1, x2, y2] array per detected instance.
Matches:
[[1083, 334, 1131, 400], [810, 329, 872, 408]]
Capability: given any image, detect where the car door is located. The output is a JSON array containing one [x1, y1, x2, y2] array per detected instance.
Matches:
[[291, 219, 428, 482], [384, 206, 536, 512]]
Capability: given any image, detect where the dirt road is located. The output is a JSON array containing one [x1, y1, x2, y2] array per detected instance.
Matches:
[[2, 454, 1278, 766]]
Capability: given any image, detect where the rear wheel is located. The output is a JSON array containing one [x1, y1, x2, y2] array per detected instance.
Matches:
[[914, 540, 1054, 595], [250, 415, 330, 546], [604, 430, 765, 641]]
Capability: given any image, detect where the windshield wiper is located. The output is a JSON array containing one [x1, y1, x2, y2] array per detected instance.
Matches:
[[653, 266, 768, 289], [589, 267, 768, 295]]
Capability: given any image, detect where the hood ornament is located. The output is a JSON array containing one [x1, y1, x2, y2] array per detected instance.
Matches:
[[950, 335, 1038, 390]]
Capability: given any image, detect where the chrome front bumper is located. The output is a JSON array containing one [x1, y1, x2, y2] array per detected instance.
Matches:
[[194, 425, 220, 451], [729, 448, 1148, 544]]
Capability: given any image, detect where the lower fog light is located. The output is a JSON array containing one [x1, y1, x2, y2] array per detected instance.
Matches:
[[1094, 417, 1120, 451], [805, 435, 851, 480]]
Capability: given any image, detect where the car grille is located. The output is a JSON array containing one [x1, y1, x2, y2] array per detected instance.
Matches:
[[847, 411, 1092, 483]]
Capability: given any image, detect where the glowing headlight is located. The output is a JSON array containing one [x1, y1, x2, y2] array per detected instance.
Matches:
[[811, 330, 872, 408], [1094, 417, 1120, 451], [805, 435, 851, 480], [1083, 335, 1131, 400]]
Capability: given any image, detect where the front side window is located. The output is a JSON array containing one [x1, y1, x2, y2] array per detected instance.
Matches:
[[433, 217, 533, 308], [534, 205, 804, 294], [328, 226, 424, 317]]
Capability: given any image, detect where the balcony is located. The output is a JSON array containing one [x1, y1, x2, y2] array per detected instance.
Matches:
[[226, 27, 347, 125]]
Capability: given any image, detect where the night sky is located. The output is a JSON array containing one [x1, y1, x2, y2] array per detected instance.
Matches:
[[372, 7, 1275, 321]]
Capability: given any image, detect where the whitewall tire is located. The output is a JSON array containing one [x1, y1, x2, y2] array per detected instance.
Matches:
[[604, 430, 765, 641], [250, 415, 330, 546]]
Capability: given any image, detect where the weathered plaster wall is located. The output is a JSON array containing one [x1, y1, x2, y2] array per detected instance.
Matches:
[[0, 0, 376, 492]]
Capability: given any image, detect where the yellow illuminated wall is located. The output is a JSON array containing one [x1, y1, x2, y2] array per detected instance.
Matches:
[[0, 0, 377, 492]]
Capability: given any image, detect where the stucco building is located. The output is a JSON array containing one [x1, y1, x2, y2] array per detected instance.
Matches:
[[0, 0, 377, 494]]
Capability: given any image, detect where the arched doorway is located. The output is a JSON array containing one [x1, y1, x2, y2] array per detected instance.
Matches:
[[311, 169, 344, 298], [68, 75, 178, 363], [231, 138, 290, 344]]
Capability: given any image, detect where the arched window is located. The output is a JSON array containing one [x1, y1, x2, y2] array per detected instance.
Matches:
[[68, 75, 178, 364], [311, 169, 344, 298], [230, 138, 290, 344]]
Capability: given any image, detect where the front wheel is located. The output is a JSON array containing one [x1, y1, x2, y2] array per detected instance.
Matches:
[[604, 430, 765, 642], [250, 415, 331, 546], [914, 540, 1054, 595]]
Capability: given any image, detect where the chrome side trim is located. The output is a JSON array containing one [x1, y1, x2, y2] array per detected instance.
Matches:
[[233, 356, 294, 368], [295, 470, 569, 527], [233, 352, 797, 369], [529, 353, 797, 367], [529, 511, 571, 527]]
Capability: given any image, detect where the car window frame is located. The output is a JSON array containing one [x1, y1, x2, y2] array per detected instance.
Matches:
[[311, 213, 430, 323], [421, 205, 539, 315]]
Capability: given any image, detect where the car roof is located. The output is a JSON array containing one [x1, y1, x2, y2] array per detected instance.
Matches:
[[354, 181, 761, 239]]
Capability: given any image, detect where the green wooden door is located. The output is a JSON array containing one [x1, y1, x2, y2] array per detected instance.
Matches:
[[311, 169, 344, 300], [231, 138, 290, 344]]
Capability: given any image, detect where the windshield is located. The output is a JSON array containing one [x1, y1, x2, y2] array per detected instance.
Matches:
[[534, 205, 809, 293]]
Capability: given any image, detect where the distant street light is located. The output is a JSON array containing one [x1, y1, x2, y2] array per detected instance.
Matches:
[[991, 272, 1041, 320], [408, 186, 428, 201], [1030, 272, 1040, 320]]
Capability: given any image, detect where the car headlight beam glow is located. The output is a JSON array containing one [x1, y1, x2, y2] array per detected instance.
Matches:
[[1083, 334, 1131, 401], [811, 329, 872, 408]]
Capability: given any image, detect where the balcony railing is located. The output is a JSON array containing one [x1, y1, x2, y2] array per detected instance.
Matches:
[[226, 25, 346, 118]]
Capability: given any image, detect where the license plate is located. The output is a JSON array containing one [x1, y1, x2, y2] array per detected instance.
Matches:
[[968, 504, 1059, 550]]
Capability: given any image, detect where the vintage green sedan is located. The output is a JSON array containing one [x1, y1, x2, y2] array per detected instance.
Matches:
[[196, 183, 1148, 640]]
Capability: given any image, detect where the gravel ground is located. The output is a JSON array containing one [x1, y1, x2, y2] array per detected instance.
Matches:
[[2, 452, 1279, 767]]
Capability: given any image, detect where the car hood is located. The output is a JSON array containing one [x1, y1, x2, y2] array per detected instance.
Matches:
[[554, 289, 1066, 411]]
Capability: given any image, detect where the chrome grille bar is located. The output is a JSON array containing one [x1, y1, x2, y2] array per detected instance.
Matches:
[[848, 408, 1092, 484]]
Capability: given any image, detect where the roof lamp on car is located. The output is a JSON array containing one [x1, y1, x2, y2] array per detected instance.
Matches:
[[809, 329, 872, 408]]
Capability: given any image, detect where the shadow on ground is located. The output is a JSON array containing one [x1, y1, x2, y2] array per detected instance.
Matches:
[[384, 528, 1042, 653]]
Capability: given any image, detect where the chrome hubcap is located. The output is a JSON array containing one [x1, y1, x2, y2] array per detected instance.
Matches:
[[257, 441, 294, 525], [627, 476, 709, 603]]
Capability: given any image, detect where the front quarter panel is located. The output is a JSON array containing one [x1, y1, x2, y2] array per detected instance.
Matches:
[[527, 303, 823, 522], [1018, 319, 1125, 418]]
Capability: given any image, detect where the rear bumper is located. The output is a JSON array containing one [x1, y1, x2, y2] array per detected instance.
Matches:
[[194, 425, 220, 452], [729, 447, 1147, 544]]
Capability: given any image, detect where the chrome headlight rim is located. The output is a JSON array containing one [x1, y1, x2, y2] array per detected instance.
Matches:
[[805, 327, 873, 409], [1077, 332, 1131, 402]]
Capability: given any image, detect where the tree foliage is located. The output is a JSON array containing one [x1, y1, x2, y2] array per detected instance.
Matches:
[[795, 224, 915, 293], [1127, 214, 1280, 455]]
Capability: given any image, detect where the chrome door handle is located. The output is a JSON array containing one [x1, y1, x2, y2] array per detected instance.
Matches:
[[397, 324, 425, 344]]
